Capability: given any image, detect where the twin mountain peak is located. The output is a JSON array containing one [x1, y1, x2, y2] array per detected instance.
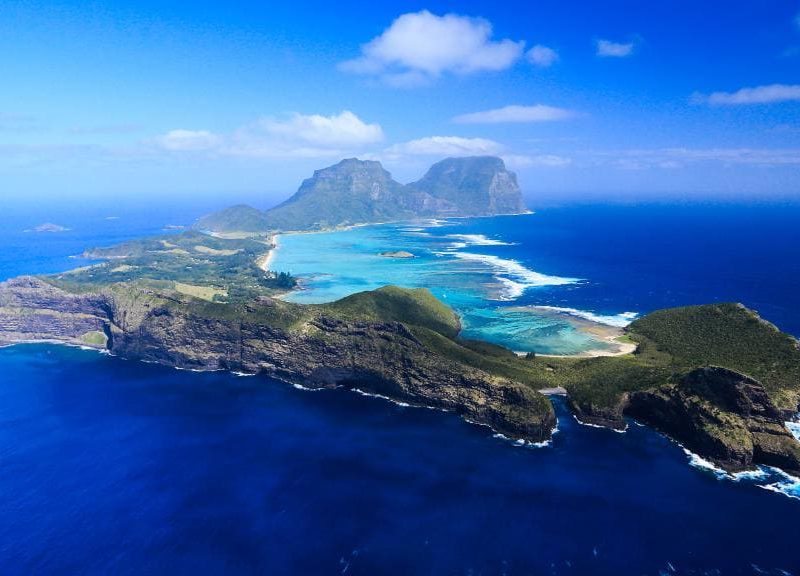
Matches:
[[197, 156, 529, 233]]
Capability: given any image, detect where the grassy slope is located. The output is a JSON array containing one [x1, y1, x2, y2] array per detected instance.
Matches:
[[629, 303, 800, 410], [46, 231, 294, 303], [195, 205, 272, 234], [35, 230, 800, 420], [321, 286, 460, 338], [412, 302, 800, 415]]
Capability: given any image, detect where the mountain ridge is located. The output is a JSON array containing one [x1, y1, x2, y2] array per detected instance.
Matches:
[[196, 156, 528, 233]]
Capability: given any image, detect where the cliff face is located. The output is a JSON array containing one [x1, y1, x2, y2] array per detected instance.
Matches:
[[627, 367, 800, 474], [260, 159, 412, 230], [409, 156, 527, 216], [195, 156, 529, 233], [0, 277, 555, 443], [0, 277, 111, 344]]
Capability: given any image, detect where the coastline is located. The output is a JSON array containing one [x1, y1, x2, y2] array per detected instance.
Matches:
[[509, 305, 638, 358], [256, 234, 279, 272], [263, 221, 638, 358]]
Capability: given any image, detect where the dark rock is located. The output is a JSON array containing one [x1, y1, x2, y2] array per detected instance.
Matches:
[[627, 366, 800, 474]]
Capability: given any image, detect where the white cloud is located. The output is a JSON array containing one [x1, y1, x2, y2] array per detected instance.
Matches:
[[158, 129, 220, 151], [385, 136, 504, 157], [156, 111, 383, 158], [339, 10, 524, 85], [596, 39, 635, 58], [453, 104, 575, 124], [259, 111, 383, 146], [698, 84, 800, 105], [526, 45, 558, 67]]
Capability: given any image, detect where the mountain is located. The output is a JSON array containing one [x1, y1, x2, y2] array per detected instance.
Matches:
[[256, 158, 412, 231], [195, 156, 528, 233], [409, 156, 527, 216], [195, 205, 272, 235]]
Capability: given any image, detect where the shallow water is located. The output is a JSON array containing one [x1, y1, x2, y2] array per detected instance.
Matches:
[[271, 204, 800, 355], [272, 217, 610, 354]]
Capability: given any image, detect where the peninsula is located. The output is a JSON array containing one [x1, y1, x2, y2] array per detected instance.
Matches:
[[1, 156, 799, 478]]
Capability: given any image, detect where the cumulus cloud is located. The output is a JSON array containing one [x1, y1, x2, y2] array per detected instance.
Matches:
[[385, 136, 504, 157], [453, 104, 575, 124], [697, 84, 800, 105], [526, 45, 558, 67], [596, 39, 635, 57], [259, 111, 383, 146], [156, 111, 383, 158], [339, 11, 524, 85]]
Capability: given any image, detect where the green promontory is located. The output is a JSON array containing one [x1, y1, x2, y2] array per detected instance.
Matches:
[[0, 228, 798, 475]]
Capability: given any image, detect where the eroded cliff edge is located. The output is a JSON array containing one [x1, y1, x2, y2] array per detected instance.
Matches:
[[0, 277, 555, 443], [1, 273, 799, 476]]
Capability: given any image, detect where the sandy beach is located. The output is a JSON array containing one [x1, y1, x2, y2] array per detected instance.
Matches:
[[256, 234, 279, 272], [510, 305, 638, 359]]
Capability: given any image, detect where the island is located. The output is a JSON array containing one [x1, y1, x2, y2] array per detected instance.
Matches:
[[379, 251, 415, 259], [1, 156, 798, 479], [195, 156, 528, 234], [26, 223, 70, 233]]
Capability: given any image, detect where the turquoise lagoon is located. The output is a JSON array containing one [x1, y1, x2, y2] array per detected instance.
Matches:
[[270, 214, 631, 355]]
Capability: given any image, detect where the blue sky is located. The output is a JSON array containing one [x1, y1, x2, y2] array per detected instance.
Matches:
[[2, 0, 800, 206]]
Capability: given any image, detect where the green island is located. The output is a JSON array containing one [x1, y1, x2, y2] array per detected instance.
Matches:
[[1, 155, 799, 477]]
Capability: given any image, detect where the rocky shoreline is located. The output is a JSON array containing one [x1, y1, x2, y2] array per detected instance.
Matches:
[[2, 274, 800, 478], [0, 276, 555, 444]]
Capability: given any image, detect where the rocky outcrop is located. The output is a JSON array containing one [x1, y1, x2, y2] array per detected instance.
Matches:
[[195, 156, 529, 233], [0, 277, 555, 443], [626, 366, 800, 474], [568, 397, 629, 431], [408, 156, 527, 216], [0, 277, 111, 345]]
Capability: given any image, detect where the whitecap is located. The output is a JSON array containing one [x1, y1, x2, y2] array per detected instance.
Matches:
[[445, 233, 514, 247], [291, 382, 324, 392], [732, 467, 770, 482], [449, 252, 580, 300], [758, 467, 800, 500], [681, 447, 729, 479], [785, 420, 800, 442], [352, 388, 412, 408], [533, 305, 639, 328], [492, 432, 551, 449], [573, 414, 627, 433]]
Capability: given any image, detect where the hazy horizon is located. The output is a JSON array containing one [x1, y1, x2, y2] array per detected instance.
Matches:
[[2, 1, 800, 204]]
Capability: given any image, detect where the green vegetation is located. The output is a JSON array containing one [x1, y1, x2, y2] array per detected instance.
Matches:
[[47, 230, 295, 303], [32, 225, 800, 432], [195, 204, 272, 234], [321, 286, 460, 338], [80, 330, 108, 347], [409, 156, 526, 215], [194, 156, 527, 233], [629, 303, 800, 411], [405, 302, 800, 418]]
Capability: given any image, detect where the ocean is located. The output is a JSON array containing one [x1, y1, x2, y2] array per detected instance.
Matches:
[[1, 200, 799, 574]]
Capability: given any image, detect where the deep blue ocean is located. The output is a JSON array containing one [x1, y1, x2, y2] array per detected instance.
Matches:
[[1, 200, 799, 575]]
